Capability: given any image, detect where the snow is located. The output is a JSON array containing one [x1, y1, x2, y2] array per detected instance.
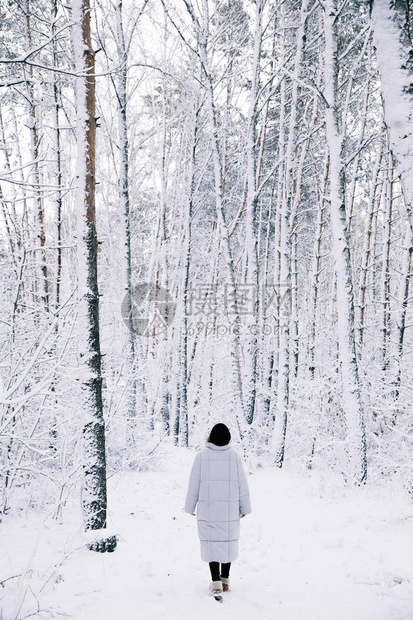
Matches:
[[323, 0, 367, 485], [1, 446, 413, 619], [372, 0, 413, 218]]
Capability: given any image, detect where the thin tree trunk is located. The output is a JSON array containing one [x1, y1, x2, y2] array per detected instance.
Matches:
[[347, 64, 371, 236], [243, 0, 265, 426], [309, 157, 328, 378], [51, 0, 63, 311], [271, 5, 290, 467], [381, 148, 393, 369], [188, 5, 246, 437], [115, 0, 140, 429], [358, 141, 383, 347], [179, 103, 200, 446], [397, 229, 413, 360], [24, 0, 49, 311]]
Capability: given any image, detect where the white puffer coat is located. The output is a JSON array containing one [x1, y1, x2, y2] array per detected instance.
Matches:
[[185, 443, 251, 563]]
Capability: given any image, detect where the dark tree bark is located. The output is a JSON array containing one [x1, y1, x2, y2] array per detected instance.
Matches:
[[73, 0, 116, 552]]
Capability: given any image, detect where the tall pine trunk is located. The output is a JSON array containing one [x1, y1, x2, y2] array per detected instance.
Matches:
[[72, 0, 116, 550]]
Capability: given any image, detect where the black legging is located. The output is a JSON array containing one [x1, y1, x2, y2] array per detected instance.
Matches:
[[209, 562, 231, 582]]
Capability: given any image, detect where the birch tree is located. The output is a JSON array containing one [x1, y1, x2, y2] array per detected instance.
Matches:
[[113, 0, 148, 428], [183, 0, 247, 437], [324, 0, 367, 483], [242, 0, 265, 426], [372, 0, 413, 233]]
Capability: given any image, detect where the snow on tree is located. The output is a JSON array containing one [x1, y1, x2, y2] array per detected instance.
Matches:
[[323, 0, 367, 484], [372, 0, 413, 233], [1, 0, 413, 533], [72, 0, 116, 551]]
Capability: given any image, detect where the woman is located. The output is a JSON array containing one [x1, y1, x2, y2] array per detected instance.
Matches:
[[185, 423, 251, 597]]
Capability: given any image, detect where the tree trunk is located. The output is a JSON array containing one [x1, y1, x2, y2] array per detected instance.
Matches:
[[393, 227, 413, 400], [51, 0, 63, 312], [372, 0, 413, 233], [24, 0, 49, 311], [381, 148, 393, 369], [115, 0, 140, 430], [243, 0, 265, 426], [191, 9, 246, 437], [271, 5, 290, 467], [72, 0, 116, 551], [324, 0, 367, 484], [358, 140, 383, 347]]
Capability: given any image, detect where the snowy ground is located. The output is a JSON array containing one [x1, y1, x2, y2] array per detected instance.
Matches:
[[1, 447, 413, 620]]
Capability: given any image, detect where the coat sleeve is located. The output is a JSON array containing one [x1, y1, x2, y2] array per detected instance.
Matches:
[[184, 452, 201, 514], [237, 453, 252, 515]]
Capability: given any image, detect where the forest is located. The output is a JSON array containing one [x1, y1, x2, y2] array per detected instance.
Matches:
[[1, 0, 413, 564]]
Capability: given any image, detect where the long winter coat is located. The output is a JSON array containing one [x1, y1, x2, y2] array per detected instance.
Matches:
[[184, 443, 251, 563]]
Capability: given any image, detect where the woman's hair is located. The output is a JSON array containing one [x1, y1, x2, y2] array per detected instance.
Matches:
[[207, 423, 231, 446]]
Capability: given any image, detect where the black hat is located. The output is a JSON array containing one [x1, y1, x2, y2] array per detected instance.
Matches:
[[208, 423, 231, 446]]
